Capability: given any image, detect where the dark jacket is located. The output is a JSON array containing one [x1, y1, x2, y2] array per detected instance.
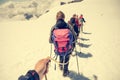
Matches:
[[70, 17, 79, 36], [70, 17, 76, 25], [18, 70, 39, 80], [49, 19, 76, 43]]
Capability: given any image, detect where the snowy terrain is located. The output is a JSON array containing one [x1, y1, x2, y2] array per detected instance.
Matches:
[[0, 0, 58, 21], [0, 0, 120, 80], [0, 0, 83, 21]]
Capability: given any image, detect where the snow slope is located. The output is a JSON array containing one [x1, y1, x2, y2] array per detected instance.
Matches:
[[0, 0, 57, 21], [0, 0, 120, 80]]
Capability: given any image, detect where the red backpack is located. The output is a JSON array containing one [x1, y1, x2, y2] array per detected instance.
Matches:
[[52, 29, 73, 56]]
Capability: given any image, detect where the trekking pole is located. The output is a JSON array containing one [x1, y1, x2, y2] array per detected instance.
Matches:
[[45, 44, 52, 80], [54, 54, 58, 70], [49, 44, 52, 69], [45, 74, 48, 80], [79, 26, 83, 54], [50, 44, 52, 57], [75, 45, 80, 75], [77, 31, 81, 54], [63, 55, 66, 72], [79, 30, 82, 54]]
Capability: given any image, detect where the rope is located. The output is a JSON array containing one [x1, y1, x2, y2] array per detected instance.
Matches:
[[48, 56, 69, 65]]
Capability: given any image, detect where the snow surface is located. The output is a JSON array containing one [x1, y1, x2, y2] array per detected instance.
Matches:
[[0, 0, 120, 80]]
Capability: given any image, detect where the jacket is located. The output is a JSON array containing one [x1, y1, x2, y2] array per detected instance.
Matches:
[[49, 19, 77, 43]]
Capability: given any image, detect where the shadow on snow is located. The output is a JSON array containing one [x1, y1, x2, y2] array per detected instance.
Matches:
[[68, 71, 98, 80], [77, 42, 92, 48], [82, 32, 92, 35], [78, 37, 90, 41], [76, 51, 93, 58]]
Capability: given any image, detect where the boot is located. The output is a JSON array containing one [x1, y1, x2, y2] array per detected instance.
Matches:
[[63, 70, 69, 77]]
